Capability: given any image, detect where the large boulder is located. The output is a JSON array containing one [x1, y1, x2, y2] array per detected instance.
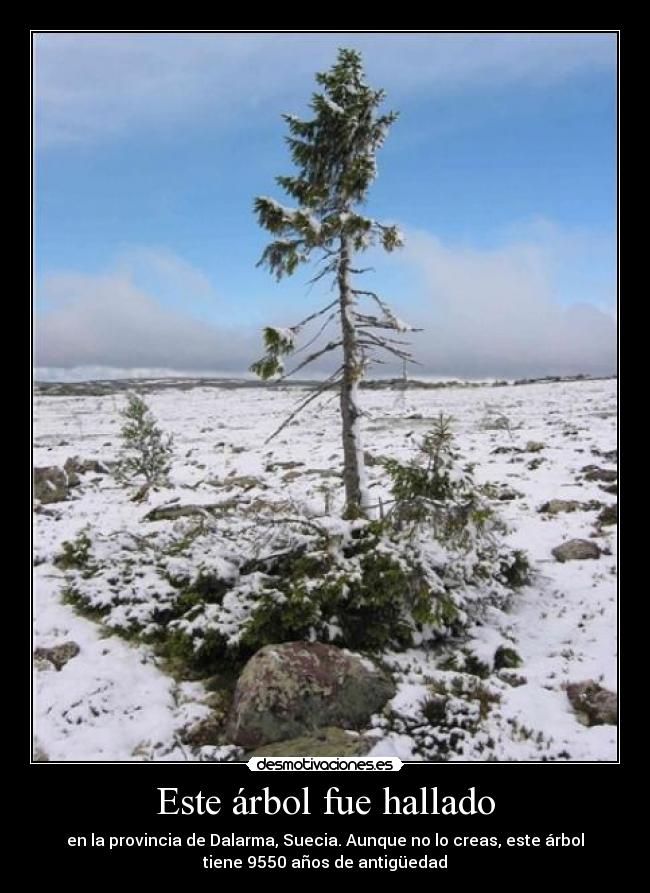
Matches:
[[227, 642, 395, 748], [567, 680, 617, 726], [33, 466, 68, 504], [552, 539, 601, 562]]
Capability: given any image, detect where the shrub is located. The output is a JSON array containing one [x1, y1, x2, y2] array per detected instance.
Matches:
[[116, 392, 173, 487], [60, 418, 529, 675]]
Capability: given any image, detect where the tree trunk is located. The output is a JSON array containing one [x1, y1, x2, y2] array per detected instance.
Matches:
[[338, 235, 368, 519]]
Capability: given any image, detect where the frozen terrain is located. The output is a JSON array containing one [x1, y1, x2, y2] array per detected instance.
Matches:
[[32, 378, 617, 761]]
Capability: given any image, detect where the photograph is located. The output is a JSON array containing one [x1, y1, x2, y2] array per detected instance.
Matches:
[[32, 30, 618, 766]]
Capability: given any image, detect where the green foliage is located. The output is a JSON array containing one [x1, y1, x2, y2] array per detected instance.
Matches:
[[116, 392, 174, 487], [55, 529, 94, 571], [59, 419, 529, 682], [249, 327, 296, 380], [240, 522, 437, 653], [383, 413, 503, 550], [250, 47, 403, 376], [494, 646, 523, 670], [499, 550, 530, 588]]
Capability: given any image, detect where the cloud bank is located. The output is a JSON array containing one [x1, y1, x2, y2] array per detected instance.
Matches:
[[400, 229, 616, 378], [34, 230, 616, 381]]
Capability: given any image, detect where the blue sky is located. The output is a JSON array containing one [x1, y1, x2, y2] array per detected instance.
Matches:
[[34, 32, 617, 379]]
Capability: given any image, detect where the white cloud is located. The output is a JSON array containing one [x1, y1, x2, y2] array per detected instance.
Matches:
[[34, 224, 616, 380], [34, 271, 258, 371], [34, 32, 616, 147], [396, 228, 616, 378]]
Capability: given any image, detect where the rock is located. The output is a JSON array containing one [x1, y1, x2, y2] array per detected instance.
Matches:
[[539, 499, 601, 515], [265, 460, 305, 473], [600, 483, 618, 495], [581, 465, 617, 483], [210, 475, 266, 492], [363, 451, 387, 467], [227, 642, 395, 748], [566, 680, 617, 726], [303, 468, 342, 479], [591, 448, 617, 463], [33, 466, 68, 504], [33, 740, 49, 762], [495, 487, 524, 501], [525, 441, 545, 453], [64, 456, 109, 485], [597, 504, 618, 526], [539, 499, 584, 515], [181, 713, 226, 747], [144, 503, 222, 522], [497, 671, 527, 688], [552, 539, 602, 562], [33, 641, 80, 671], [249, 727, 372, 757]]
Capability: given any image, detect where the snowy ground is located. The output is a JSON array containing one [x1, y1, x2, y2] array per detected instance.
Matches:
[[33, 378, 617, 761]]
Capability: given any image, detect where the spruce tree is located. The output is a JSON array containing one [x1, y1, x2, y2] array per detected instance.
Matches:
[[251, 47, 416, 519], [117, 392, 174, 487]]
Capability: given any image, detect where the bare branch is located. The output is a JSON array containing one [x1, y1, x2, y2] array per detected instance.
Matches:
[[279, 339, 342, 382], [292, 312, 338, 357], [293, 298, 339, 331], [264, 368, 343, 444], [361, 330, 420, 363]]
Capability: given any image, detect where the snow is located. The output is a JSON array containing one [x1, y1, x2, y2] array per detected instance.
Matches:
[[323, 97, 344, 115], [259, 198, 322, 239], [33, 377, 617, 761]]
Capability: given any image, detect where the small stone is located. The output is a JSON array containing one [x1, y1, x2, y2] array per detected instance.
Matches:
[[33, 466, 68, 504], [265, 460, 305, 473], [597, 504, 618, 526], [525, 441, 545, 453], [144, 503, 221, 522], [33, 641, 80, 671], [566, 680, 617, 726], [581, 465, 617, 483], [33, 740, 49, 762], [539, 499, 585, 515], [552, 539, 601, 562]]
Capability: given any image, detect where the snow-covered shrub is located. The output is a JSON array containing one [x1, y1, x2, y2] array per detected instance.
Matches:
[[116, 392, 173, 487], [59, 419, 528, 674]]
